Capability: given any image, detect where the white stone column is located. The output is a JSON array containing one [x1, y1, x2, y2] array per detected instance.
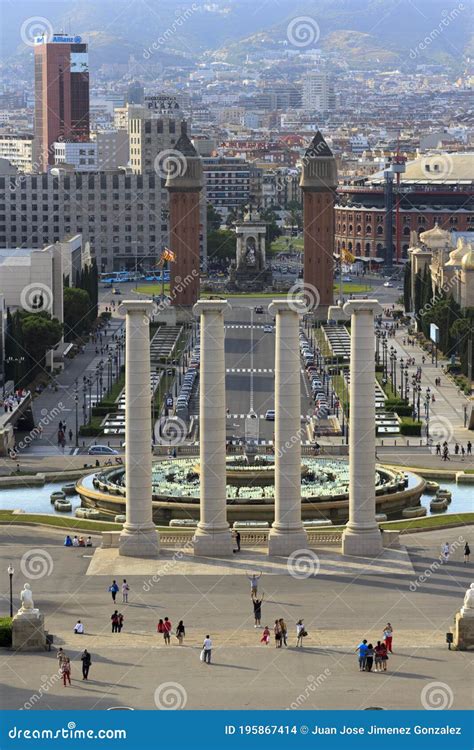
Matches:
[[342, 300, 383, 557], [119, 300, 159, 558], [268, 300, 307, 556], [192, 300, 233, 556]]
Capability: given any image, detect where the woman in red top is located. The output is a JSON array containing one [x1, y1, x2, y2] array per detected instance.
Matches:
[[163, 616, 172, 645]]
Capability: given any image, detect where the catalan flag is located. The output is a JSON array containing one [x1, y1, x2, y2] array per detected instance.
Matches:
[[161, 247, 176, 263], [342, 247, 355, 264]]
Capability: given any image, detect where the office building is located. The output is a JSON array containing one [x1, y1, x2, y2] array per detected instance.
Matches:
[[302, 72, 335, 112], [0, 134, 35, 173], [0, 165, 165, 273], [34, 33, 90, 171]]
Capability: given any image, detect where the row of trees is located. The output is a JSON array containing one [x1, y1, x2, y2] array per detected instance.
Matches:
[[4, 262, 99, 387], [405, 262, 474, 377]]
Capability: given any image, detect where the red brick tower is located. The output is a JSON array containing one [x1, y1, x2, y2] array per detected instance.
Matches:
[[165, 125, 203, 307], [300, 131, 338, 311]]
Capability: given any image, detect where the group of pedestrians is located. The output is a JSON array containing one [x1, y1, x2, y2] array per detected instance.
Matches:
[[356, 624, 393, 673], [157, 617, 186, 645], [57, 647, 92, 685], [435, 440, 472, 461], [109, 579, 129, 604]]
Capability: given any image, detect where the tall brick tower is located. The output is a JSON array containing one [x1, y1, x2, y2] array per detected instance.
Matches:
[[165, 124, 203, 307], [300, 131, 338, 311]]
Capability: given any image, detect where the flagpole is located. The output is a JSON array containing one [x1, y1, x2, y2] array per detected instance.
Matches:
[[162, 259, 166, 301]]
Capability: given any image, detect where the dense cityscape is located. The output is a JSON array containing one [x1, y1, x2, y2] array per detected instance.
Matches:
[[0, 0, 472, 742]]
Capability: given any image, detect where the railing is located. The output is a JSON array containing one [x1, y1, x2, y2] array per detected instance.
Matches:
[[157, 529, 342, 547]]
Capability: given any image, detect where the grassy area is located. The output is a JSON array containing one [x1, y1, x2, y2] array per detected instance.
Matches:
[[0, 511, 194, 535], [269, 237, 304, 254], [331, 374, 349, 409], [313, 327, 332, 358], [375, 372, 398, 400], [380, 513, 474, 531], [0, 511, 472, 535], [135, 283, 170, 295]]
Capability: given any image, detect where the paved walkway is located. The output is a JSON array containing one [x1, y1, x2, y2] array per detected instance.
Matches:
[[21, 316, 124, 457], [0, 525, 471, 710]]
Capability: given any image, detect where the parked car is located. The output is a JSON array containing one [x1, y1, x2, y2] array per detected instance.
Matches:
[[265, 410, 275, 421], [88, 445, 119, 456]]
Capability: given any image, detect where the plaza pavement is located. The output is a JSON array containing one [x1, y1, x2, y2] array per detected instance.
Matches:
[[0, 524, 472, 710]]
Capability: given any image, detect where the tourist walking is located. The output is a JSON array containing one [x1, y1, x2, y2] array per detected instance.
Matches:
[[163, 617, 172, 644], [109, 580, 119, 603], [261, 626, 270, 645], [201, 635, 212, 664], [279, 618, 288, 647], [464, 542, 471, 564], [374, 641, 385, 672], [442, 542, 450, 562], [467, 441, 472, 455], [117, 613, 124, 632], [247, 571, 262, 599], [56, 647, 67, 666], [176, 620, 185, 645], [122, 579, 130, 603], [296, 619, 306, 648], [365, 643, 374, 672], [81, 649, 91, 680], [111, 610, 120, 633], [61, 657, 71, 686], [356, 639, 368, 671], [274, 619, 282, 648], [383, 623, 393, 653], [253, 594, 264, 627]]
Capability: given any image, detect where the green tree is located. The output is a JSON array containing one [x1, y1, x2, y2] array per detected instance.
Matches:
[[63, 287, 92, 341], [20, 312, 63, 380], [260, 208, 281, 243], [207, 229, 237, 263], [403, 261, 411, 312], [207, 203, 223, 232]]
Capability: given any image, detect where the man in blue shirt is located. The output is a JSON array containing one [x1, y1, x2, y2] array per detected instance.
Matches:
[[356, 639, 369, 671]]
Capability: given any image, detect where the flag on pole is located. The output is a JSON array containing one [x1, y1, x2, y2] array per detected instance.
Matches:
[[342, 247, 355, 263], [161, 247, 176, 263]]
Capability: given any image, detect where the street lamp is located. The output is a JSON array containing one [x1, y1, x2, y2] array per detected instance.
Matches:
[[7, 563, 14, 617], [74, 378, 79, 448], [425, 387, 431, 443]]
